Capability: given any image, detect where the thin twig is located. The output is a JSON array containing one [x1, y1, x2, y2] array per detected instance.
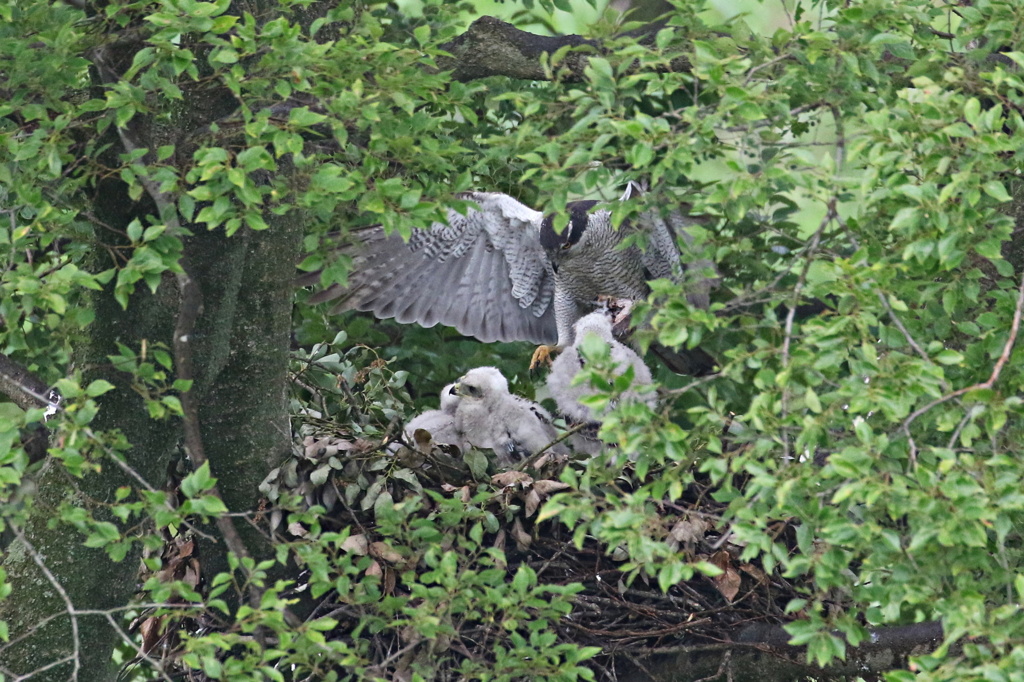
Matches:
[[875, 292, 934, 368], [516, 421, 589, 471], [779, 197, 837, 462], [10, 655, 76, 682], [902, 270, 1024, 463], [102, 611, 176, 682], [692, 649, 731, 682], [780, 205, 836, 365], [947, 410, 975, 451], [10, 525, 81, 679], [662, 371, 723, 397], [0, 351, 54, 411]]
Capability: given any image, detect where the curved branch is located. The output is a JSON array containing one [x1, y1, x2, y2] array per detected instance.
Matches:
[[439, 16, 599, 82], [437, 16, 692, 83], [622, 620, 945, 682]]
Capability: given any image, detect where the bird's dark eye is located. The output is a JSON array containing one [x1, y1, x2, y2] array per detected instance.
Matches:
[[467, 385, 481, 397], [561, 242, 572, 250]]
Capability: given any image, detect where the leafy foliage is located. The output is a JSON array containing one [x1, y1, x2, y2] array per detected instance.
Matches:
[[3, 0, 1024, 680]]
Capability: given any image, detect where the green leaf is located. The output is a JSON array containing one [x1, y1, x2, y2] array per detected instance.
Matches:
[[983, 180, 1011, 203], [804, 387, 822, 413], [85, 380, 116, 397], [934, 349, 963, 365], [289, 107, 327, 127], [127, 219, 143, 242], [181, 461, 216, 498]]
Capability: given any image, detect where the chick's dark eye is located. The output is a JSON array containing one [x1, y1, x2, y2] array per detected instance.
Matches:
[[468, 385, 481, 397]]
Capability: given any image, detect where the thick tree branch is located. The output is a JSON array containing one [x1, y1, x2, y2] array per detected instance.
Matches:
[[438, 16, 599, 82], [437, 15, 693, 83], [623, 620, 945, 682]]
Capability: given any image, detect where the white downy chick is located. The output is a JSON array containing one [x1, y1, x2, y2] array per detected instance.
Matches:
[[547, 311, 656, 424], [405, 384, 466, 451], [453, 366, 560, 466]]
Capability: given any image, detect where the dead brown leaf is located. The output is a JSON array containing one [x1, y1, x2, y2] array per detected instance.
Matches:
[[524, 489, 542, 517], [138, 616, 163, 655], [370, 541, 403, 564], [491, 471, 532, 488], [710, 550, 741, 602], [511, 518, 532, 551], [493, 524, 505, 552], [182, 559, 200, 588], [532, 479, 569, 496], [739, 563, 768, 583], [341, 534, 369, 555], [669, 516, 710, 554]]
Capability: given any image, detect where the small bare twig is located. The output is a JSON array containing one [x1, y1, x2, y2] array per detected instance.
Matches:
[[901, 269, 1024, 463], [875, 292, 934, 368], [516, 421, 589, 471], [10, 525, 81, 679], [779, 197, 837, 462], [692, 648, 732, 682], [662, 371, 723, 397]]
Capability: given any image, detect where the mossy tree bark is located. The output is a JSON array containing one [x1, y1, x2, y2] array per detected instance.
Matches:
[[0, 3, 299, 679]]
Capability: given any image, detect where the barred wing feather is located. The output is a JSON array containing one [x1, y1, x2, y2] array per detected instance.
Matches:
[[305, 192, 558, 344]]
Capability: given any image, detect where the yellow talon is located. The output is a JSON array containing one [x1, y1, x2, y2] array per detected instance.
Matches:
[[529, 344, 561, 370]]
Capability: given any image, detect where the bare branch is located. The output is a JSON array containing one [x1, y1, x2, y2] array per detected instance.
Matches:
[[10, 526, 81, 679], [0, 351, 52, 412], [624, 620, 946, 681], [437, 16, 692, 82], [779, 197, 837, 461], [438, 16, 598, 82], [902, 269, 1024, 462]]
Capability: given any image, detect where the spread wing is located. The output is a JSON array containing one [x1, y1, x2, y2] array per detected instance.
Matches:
[[304, 192, 558, 344]]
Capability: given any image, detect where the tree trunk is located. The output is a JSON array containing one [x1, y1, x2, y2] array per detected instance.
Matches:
[[0, 17, 300, 679]]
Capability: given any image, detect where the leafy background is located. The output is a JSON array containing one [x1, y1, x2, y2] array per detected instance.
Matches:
[[3, 0, 1024, 679]]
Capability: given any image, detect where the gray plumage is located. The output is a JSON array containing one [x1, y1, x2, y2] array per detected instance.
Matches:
[[304, 190, 713, 347], [547, 311, 657, 424], [405, 384, 466, 451], [452, 366, 561, 465]]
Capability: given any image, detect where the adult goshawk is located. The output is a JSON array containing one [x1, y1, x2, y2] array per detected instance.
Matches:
[[305, 189, 716, 359]]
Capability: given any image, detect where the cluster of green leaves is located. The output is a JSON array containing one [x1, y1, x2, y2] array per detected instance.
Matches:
[[5, 0, 1024, 678], [289, 330, 412, 434], [627, 0, 1024, 676], [128, 424, 602, 680]]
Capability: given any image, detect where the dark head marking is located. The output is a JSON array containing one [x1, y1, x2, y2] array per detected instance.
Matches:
[[540, 200, 600, 251]]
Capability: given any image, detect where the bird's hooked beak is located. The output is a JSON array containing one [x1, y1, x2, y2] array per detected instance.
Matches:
[[453, 379, 483, 398]]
